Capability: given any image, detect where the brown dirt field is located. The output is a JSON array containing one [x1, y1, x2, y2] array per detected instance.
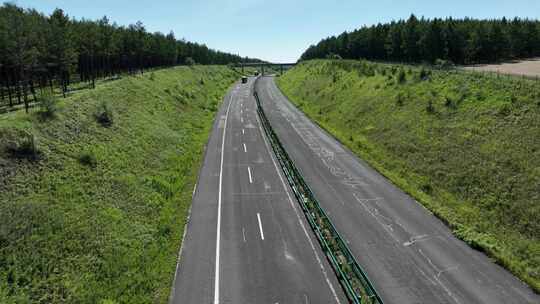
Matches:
[[463, 58, 540, 77]]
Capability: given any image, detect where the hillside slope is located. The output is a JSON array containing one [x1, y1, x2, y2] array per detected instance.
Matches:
[[0, 66, 237, 303], [277, 60, 539, 292]]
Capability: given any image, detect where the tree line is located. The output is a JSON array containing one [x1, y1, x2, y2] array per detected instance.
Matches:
[[0, 3, 260, 110], [300, 15, 540, 65]]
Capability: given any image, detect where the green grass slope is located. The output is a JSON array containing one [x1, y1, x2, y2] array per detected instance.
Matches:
[[0, 66, 238, 303], [277, 60, 540, 292]]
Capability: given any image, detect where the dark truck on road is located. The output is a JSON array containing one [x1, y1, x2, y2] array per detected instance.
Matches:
[[241, 76, 248, 84]]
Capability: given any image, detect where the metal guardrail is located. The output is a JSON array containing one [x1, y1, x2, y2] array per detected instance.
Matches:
[[253, 84, 384, 304]]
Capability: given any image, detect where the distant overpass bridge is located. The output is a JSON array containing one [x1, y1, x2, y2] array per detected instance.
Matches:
[[234, 62, 297, 75]]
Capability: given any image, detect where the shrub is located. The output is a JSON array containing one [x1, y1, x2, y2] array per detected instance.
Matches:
[[365, 67, 375, 77], [497, 103, 512, 116], [426, 100, 435, 113], [78, 151, 97, 168], [419, 68, 431, 80], [397, 68, 406, 84], [185, 57, 196, 66], [510, 95, 518, 104], [39, 93, 57, 118], [435, 59, 455, 70], [458, 86, 469, 103], [149, 73, 156, 81], [421, 183, 433, 194], [94, 101, 114, 127], [445, 97, 455, 108], [326, 53, 342, 60], [396, 93, 404, 106], [1, 129, 39, 159]]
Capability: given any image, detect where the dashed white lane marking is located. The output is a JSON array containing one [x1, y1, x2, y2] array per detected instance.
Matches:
[[242, 129, 245, 135], [214, 94, 234, 304], [243, 143, 247, 153], [257, 213, 265, 240], [242, 227, 246, 243], [241, 117, 244, 123], [256, 114, 342, 303], [248, 166, 253, 183]]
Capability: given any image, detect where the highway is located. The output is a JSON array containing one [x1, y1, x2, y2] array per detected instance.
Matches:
[[170, 77, 345, 304], [255, 75, 539, 304]]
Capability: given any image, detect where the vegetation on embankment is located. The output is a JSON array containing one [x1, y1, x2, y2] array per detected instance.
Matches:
[[277, 59, 540, 292], [0, 66, 238, 303]]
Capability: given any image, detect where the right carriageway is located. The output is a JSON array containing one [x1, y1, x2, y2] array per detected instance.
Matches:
[[255, 75, 539, 304]]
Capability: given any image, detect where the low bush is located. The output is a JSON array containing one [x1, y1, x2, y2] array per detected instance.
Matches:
[[435, 59, 455, 70], [0, 128, 39, 159], [397, 68, 406, 84], [426, 100, 435, 113], [78, 151, 97, 168], [185, 57, 196, 66], [419, 68, 431, 80], [94, 101, 114, 127], [38, 93, 57, 118], [395, 93, 404, 106], [326, 53, 342, 60], [444, 96, 455, 109]]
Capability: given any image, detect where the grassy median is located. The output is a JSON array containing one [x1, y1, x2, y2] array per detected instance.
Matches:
[[0, 66, 237, 303], [277, 59, 540, 292]]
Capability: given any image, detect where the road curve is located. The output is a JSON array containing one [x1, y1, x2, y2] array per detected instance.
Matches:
[[256, 75, 539, 304], [170, 77, 346, 304]]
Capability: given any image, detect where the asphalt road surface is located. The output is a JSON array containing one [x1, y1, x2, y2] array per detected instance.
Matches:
[[171, 77, 346, 304], [255, 76, 539, 304]]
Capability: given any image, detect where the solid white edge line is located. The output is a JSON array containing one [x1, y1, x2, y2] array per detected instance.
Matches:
[[169, 197, 194, 302], [214, 92, 234, 304], [257, 213, 265, 240], [255, 96, 342, 304]]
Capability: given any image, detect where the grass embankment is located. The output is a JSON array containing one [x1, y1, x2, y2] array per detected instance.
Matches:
[[277, 60, 540, 292], [0, 66, 238, 303]]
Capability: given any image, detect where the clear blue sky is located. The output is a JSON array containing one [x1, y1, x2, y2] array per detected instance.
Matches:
[[10, 0, 540, 62]]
